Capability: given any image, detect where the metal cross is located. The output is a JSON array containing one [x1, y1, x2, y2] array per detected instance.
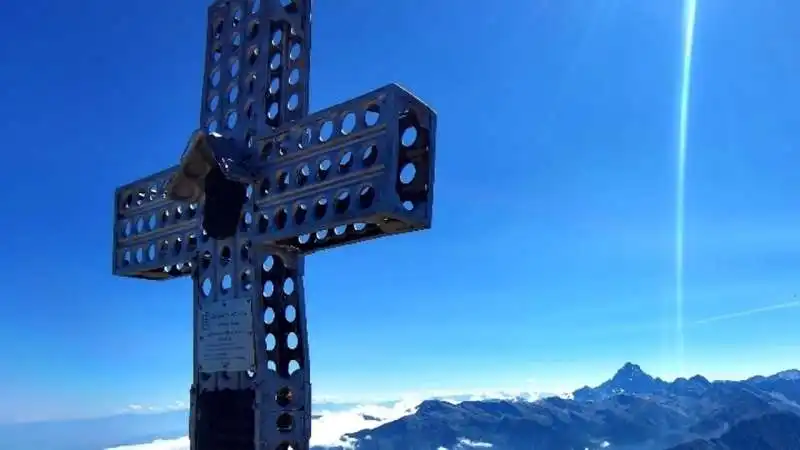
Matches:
[[110, 1, 436, 449]]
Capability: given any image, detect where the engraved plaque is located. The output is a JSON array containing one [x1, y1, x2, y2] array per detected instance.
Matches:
[[197, 297, 255, 373]]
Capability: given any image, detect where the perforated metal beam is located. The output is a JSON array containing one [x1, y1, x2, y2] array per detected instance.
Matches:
[[191, 2, 313, 450], [248, 83, 436, 255], [112, 166, 199, 280]]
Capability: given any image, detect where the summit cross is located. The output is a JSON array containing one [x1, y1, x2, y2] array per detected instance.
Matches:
[[111, 1, 436, 449]]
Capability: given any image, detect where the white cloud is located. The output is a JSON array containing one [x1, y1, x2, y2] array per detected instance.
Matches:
[[106, 436, 189, 450], [456, 438, 493, 448], [123, 401, 188, 414], [107, 390, 566, 450]]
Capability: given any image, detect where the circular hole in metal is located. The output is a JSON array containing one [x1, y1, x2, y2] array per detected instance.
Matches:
[[230, 59, 240, 77], [289, 42, 301, 60], [147, 244, 156, 261], [226, 111, 238, 129], [240, 241, 251, 261], [209, 94, 220, 112], [263, 280, 274, 297], [210, 67, 221, 87], [276, 413, 293, 432], [287, 93, 298, 111], [173, 237, 183, 255], [201, 250, 212, 269], [277, 171, 289, 191], [365, 104, 380, 127], [362, 144, 378, 166], [270, 52, 282, 70], [297, 164, 310, 186], [228, 84, 239, 103], [202, 278, 212, 296], [287, 332, 298, 349], [285, 305, 296, 322], [334, 190, 350, 214], [288, 360, 300, 375], [263, 256, 274, 272], [401, 126, 418, 147], [266, 333, 276, 351], [271, 29, 283, 46], [288, 68, 300, 85], [248, 46, 260, 65], [276, 387, 293, 407], [339, 151, 353, 173], [269, 77, 280, 94], [240, 211, 253, 231], [315, 229, 328, 240], [136, 217, 145, 233], [341, 112, 356, 135], [208, 119, 219, 133], [264, 307, 275, 324], [221, 274, 232, 293], [299, 127, 312, 149], [403, 201, 415, 211], [275, 208, 288, 229], [359, 185, 375, 209], [319, 120, 333, 142], [314, 197, 328, 219], [317, 158, 331, 180], [334, 225, 346, 236], [298, 233, 310, 244], [247, 20, 260, 39], [294, 203, 307, 224], [353, 222, 366, 232], [399, 163, 416, 185], [220, 246, 232, 265], [267, 102, 279, 120], [283, 277, 295, 295], [258, 213, 270, 233], [232, 32, 242, 50]]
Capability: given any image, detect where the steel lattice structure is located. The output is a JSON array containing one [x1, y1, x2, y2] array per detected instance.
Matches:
[[110, 1, 436, 449]]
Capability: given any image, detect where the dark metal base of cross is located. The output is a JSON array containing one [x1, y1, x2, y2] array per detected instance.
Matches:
[[190, 247, 311, 450]]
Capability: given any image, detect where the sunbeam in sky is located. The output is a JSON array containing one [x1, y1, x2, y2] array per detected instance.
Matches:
[[676, 0, 698, 376]]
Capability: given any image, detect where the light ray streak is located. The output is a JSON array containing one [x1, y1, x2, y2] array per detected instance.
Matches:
[[676, 0, 698, 376]]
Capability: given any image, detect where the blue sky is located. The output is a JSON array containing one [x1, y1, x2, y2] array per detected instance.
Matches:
[[1, 0, 799, 423]]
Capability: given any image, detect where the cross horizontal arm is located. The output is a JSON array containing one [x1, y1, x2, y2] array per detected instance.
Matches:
[[248, 83, 437, 255], [112, 166, 203, 280]]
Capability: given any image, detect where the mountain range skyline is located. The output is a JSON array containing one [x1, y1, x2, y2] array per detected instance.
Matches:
[[3, 361, 799, 450]]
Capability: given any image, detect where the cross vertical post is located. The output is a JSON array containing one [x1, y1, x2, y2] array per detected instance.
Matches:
[[111, 1, 437, 449]]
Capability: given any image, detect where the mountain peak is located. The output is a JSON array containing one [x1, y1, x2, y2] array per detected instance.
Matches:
[[619, 362, 644, 373], [775, 369, 800, 380], [611, 362, 649, 382]]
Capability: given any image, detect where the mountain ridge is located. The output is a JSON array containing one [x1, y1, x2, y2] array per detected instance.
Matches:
[[318, 362, 800, 450]]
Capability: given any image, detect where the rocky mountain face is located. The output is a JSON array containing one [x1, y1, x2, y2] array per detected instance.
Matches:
[[316, 363, 800, 450]]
